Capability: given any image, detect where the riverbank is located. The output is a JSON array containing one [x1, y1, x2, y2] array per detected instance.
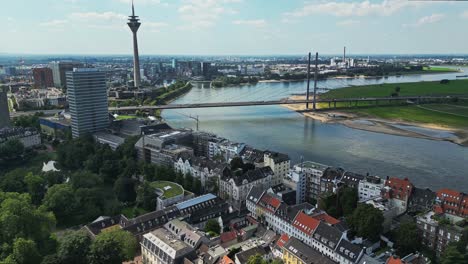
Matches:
[[282, 95, 468, 146]]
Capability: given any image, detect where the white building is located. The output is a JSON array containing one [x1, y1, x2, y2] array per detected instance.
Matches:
[[0, 127, 41, 148], [264, 151, 290, 186], [174, 156, 224, 190], [358, 175, 386, 201], [219, 166, 273, 209], [292, 161, 329, 202]]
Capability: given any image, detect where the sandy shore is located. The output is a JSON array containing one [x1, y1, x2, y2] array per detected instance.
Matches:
[[282, 95, 468, 146]]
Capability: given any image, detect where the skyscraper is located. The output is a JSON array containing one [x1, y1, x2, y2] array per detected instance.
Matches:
[[49, 61, 84, 88], [33, 67, 54, 88], [127, 0, 141, 88], [0, 87, 10, 128], [66, 68, 109, 138]]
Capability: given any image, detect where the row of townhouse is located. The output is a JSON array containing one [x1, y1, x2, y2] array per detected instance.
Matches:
[[246, 187, 365, 264], [174, 156, 226, 191]]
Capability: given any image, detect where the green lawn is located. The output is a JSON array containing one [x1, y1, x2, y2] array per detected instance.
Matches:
[[347, 105, 468, 128], [121, 206, 149, 218], [423, 66, 457, 72], [320, 79, 468, 99], [115, 115, 137, 120], [151, 181, 184, 199]]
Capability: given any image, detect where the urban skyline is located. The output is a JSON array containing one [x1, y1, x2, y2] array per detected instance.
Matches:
[[2, 0, 468, 55]]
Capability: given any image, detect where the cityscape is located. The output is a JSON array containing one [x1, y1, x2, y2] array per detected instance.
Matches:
[[0, 1, 468, 264]]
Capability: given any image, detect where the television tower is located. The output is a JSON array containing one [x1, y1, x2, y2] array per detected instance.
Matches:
[[127, 0, 141, 88]]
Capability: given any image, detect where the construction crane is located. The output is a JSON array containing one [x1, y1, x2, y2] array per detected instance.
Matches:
[[174, 111, 200, 131]]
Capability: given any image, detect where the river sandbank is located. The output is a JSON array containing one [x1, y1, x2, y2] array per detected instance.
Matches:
[[282, 95, 468, 146]]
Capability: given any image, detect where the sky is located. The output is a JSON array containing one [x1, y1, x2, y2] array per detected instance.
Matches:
[[1, 0, 468, 55]]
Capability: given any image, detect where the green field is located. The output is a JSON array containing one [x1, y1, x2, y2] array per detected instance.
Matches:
[[345, 104, 468, 128], [151, 181, 184, 199], [115, 115, 137, 120], [321, 79, 468, 99], [319, 80, 468, 128]]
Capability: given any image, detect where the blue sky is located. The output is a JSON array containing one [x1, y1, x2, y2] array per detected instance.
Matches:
[[2, 0, 468, 55]]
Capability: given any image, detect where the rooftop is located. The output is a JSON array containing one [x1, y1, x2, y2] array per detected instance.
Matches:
[[151, 181, 184, 199], [175, 193, 217, 210]]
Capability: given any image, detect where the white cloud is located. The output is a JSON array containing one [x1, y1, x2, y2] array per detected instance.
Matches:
[[403, 13, 445, 27], [284, 0, 423, 19], [118, 0, 168, 6], [145, 22, 169, 32], [232, 19, 266, 27], [69, 12, 127, 21], [461, 10, 468, 19], [336, 20, 360, 26], [177, 0, 240, 30], [40, 20, 68, 27]]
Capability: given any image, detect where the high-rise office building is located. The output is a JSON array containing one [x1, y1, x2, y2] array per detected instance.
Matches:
[[49, 61, 84, 88], [127, 1, 141, 88], [0, 87, 10, 128], [33, 67, 54, 88], [66, 68, 109, 138]]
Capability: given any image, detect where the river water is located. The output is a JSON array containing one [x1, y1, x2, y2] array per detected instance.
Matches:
[[163, 67, 468, 192]]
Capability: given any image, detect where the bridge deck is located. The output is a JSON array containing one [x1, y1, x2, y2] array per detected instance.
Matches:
[[109, 96, 455, 111]]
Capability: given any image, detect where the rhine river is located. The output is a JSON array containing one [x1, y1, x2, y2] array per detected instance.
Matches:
[[163, 68, 468, 192]]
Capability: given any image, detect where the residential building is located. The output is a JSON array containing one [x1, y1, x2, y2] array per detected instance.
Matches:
[[234, 246, 271, 264], [219, 166, 274, 209], [32, 67, 54, 88], [282, 237, 335, 264], [49, 61, 84, 88], [341, 171, 364, 189], [66, 68, 109, 138], [416, 210, 465, 255], [382, 177, 414, 215], [0, 127, 41, 148], [264, 151, 290, 186], [320, 167, 344, 197], [358, 175, 385, 201], [0, 87, 9, 128], [154, 181, 186, 210], [174, 156, 224, 191], [434, 188, 468, 218], [291, 161, 329, 202], [285, 166, 307, 204], [141, 227, 196, 264], [135, 131, 194, 167], [407, 188, 436, 213]]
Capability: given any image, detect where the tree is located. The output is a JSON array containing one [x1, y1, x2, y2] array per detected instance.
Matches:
[[70, 171, 102, 190], [57, 231, 91, 264], [41, 184, 77, 223], [347, 204, 384, 242], [205, 219, 221, 235], [24, 172, 46, 205], [395, 221, 420, 256], [0, 139, 24, 162], [113, 177, 136, 203], [339, 187, 358, 216], [246, 254, 268, 264], [0, 192, 56, 259], [136, 182, 157, 211], [440, 244, 466, 264], [183, 173, 194, 191], [88, 230, 137, 264], [7, 238, 42, 264], [0, 168, 27, 193], [230, 157, 244, 171]]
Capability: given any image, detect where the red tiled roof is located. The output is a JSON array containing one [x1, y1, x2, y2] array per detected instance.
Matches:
[[220, 231, 237, 243], [259, 193, 282, 213], [312, 212, 340, 225], [276, 233, 289, 248], [387, 256, 403, 264], [219, 255, 235, 264], [292, 212, 320, 235], [434, 205, 444, 214], [385, 177, 414, 200]]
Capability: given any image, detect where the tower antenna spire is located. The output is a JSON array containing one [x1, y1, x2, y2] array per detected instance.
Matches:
[[132, 0, 135, 16]]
